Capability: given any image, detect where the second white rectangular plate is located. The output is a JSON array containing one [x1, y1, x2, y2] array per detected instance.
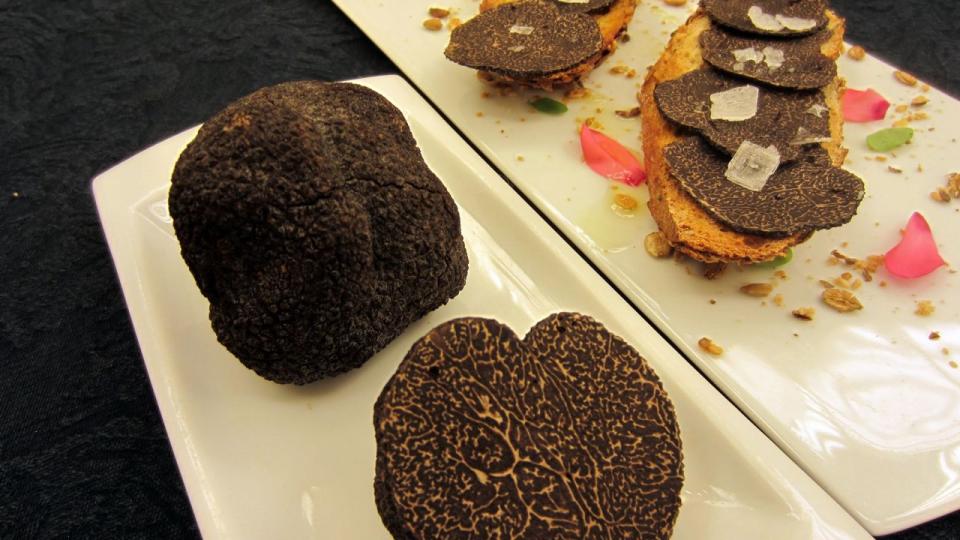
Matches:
[[332, 1, 960, 535], [93, 75, 869, 539]]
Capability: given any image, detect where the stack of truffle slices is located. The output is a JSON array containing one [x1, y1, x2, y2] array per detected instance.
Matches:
[[445, 0, 639, 89], [640, 0, 866, 264]]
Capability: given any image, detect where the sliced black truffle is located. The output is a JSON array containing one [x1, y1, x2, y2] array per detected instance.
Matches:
[[665, 136, 864, 237], [375, 313, 684, 540], [548, 0, 617, 15], [700, 26, 836, 89], [169, 81, 468, 384], [701, 0, 827, 36], [654, 67, 830, 161], [445, 0, 603, 79]]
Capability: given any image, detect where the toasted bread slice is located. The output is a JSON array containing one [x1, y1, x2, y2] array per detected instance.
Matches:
[[639, 10, 846, 263], [478, 0, 639, 88]]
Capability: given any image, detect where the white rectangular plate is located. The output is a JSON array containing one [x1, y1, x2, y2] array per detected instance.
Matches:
[[93, 75, 871, 539], [331, 1, 960, 535]]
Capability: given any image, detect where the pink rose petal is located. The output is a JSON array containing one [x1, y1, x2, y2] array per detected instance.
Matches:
[[884, 212, 945, 279], [579, 124, 646, 186], [842, 88, 890, 123]]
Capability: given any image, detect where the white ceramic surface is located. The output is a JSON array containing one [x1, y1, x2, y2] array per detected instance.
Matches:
[[92, 75, 871, 539], [331, 1, 960, 535]]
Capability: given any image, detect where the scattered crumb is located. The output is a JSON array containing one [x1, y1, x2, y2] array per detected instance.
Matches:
[[475, 111, 484, 117], [912, 95, 929, 107], [931, 187, 952, 203], [618, 32, 631, 43], [609, 65, 629, 75], [709, 299, 717, 305], [847, 45, 866, 61], [422, 18, 443, 31], [895, 104, 909, 114], [929, 331, 941, 340], [951, 361, 958, 369], [792, 307, 815, 321], [613, 193, 638, 211], [773, 294, 784, 307], [644, 231, 673, 258], [822, 289, 863, 313], [626, 68, 637, 79], [887, 165, 902, 174], [774, 270, 787, 280], [480, 91, 491, 99], [615, 107, 641, 118], [915, 300, 935, 317], [515, 154, 524, 161], [739, 283, 773, 297], [565, 86, 588, 99], [447, 17, 462, 30], [879, 280, 888, 287], [698, 337, 723, 356], [428, 6, 450, 18], [946, 173, 960, 198], [819, 279, 835, 289], [944, 348, 951, 356], [874, 155, 888, 162], [703, 263, 727, 280], [894, 70, 918, 86]]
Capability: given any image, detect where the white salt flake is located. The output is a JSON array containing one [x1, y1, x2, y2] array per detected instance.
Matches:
[[733, 47, 764, 64], [508, 45, 526, 52], [806, 103, 828, 118], [725, 141, 781, 192], [509, 24, 534, 35], [761, 46, 785, 70], [747, 6, 783, 31], [776, 14, 817, 31], [790, 126, 831, 145], [710, 85, 760, 121]]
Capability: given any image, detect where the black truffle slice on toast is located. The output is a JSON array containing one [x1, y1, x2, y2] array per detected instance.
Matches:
[[664, 136, 864, 237], [547, 0, 617, 14], [445, 1, 603, 80], [700, 25, 836, 90], [169, 81, 468, 384], [654, 67, 831, 162], [701, 0, 827, 36], [374, 313, 684, 540]]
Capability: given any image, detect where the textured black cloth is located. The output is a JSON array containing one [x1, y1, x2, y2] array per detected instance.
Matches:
[[0, 0, 956, 538]]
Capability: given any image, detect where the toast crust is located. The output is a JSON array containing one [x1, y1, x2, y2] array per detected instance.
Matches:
[[478, 0, 639, 88], [639, 10, 846, 263]]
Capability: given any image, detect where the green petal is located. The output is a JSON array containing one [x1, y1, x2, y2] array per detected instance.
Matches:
[[529, 97, 568, 115], [866, 127, 914, 152]]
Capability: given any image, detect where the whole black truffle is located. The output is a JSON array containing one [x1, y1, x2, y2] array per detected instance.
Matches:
[[169, 81, 469, 384]]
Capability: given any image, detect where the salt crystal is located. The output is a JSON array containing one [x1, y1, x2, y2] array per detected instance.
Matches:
[[790, 126, 831, 145], [747, 6, 783, 31], [806, 104, 828, 118], [761, 46, 785, 70], [509, 24, 534, 35], [710, 85, 759, 121], [733, 47, 764, 64], [776, 14, 817, 31], [508, 45, 525, 52], [725, 141, 781, 191]]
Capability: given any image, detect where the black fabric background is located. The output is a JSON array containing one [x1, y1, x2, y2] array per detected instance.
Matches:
[[0, 0, 956, 538]]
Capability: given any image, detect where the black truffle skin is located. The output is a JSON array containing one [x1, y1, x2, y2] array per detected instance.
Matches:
[[168, 81, 469, 384]]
